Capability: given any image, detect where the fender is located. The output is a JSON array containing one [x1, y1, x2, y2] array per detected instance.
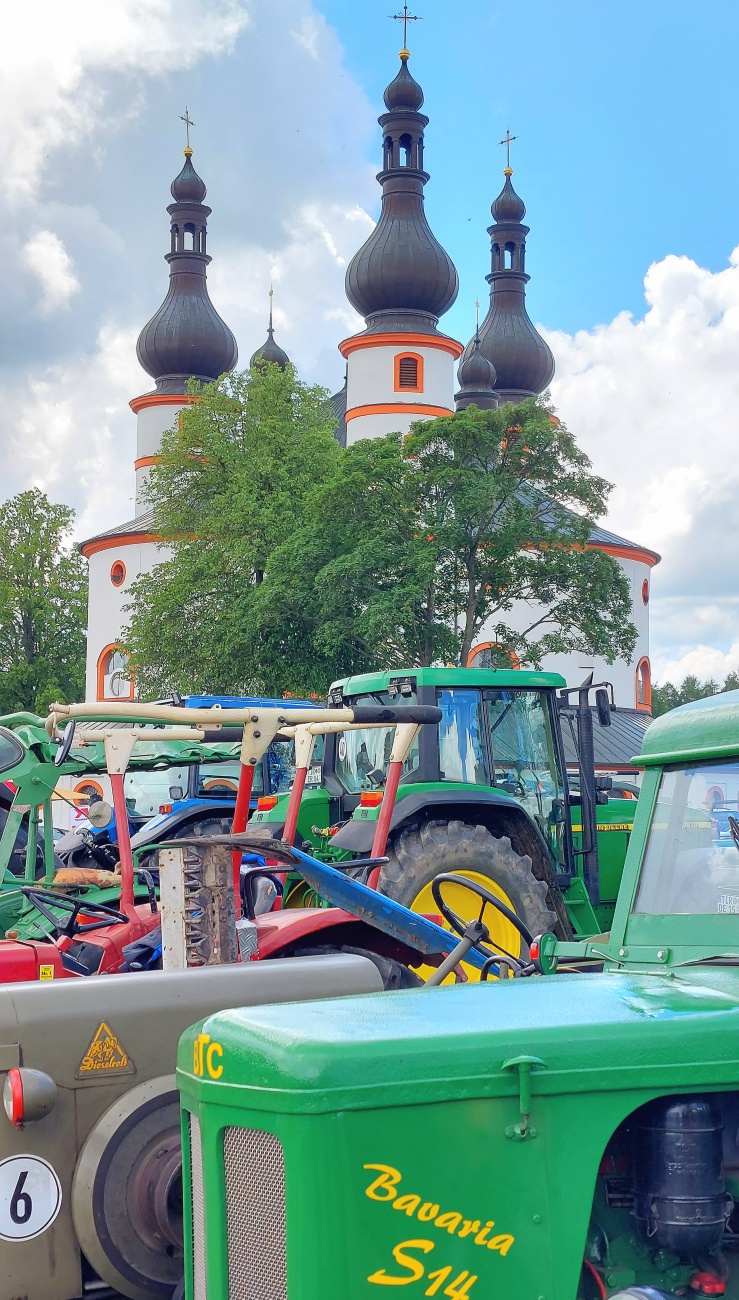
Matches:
[[130, 800, 238, 850], [330, 788, 540, 854]]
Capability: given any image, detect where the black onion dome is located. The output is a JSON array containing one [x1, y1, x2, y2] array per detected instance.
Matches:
[[345, 52, 458, 332], [250, 323, 290, 371], [491, 171, 526, 223], [463, 167, 554, 402], [455, 336, 499, 411], [383, 52, 424, 111], [136, 149, 237, 394], [170, 149, 207, 202]]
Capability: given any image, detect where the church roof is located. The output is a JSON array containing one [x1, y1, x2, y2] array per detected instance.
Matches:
[[345, 50, 458, 335], [331, 382, 348, 447], [560, 707, 653, 770], [136, 148, 237, 396]]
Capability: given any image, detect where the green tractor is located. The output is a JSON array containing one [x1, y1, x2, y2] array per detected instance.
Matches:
[[177, 687, 739, 1300], [250, 666, 641, 950]]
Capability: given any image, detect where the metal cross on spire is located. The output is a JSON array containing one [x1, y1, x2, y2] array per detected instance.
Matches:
[[180, 107, 196, 150], [390, 4, 421, 49], [499, 128, 517, 169]]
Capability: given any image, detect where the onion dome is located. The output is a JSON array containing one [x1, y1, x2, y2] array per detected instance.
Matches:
[[170, 148, 207, 203], [345, 51, 458, 334], [455, 333, 499, 411], [136, 148, 238, 395], [383, 51, 424, 111], [462, 165, 554, 403], [491, 169, 526, 223], [250, 292, 290, 370]]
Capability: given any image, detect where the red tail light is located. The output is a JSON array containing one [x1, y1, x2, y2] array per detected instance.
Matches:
[[257, 796, 279, 810], [360, 791, 383, 808]]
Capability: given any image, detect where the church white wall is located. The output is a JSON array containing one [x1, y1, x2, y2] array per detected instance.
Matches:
[[346, 410, 438, 441], [472, 553, 653, 709], [345, 341, 455, 445], [135, 400, 188, 513], [84, 538, 172, 700]]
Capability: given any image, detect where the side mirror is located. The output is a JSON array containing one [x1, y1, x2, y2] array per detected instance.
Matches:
[[87, 800, 113, 828], [595, 688, 612, 728], [169, 785, 184, 801]]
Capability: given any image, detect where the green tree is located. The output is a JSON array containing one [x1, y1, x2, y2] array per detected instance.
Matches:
[[253, 401, 637, 688], [0, 488, 87, 714], [124, 364, 339, 698], [652, 672, 737, 717]]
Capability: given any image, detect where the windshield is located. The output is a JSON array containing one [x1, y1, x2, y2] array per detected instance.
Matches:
[[634, 762, 736, 914], [0, 729, 23, 775], [336, 692, 419, 793], [439, 686, 565, 864], [124, 768, 191, 817]]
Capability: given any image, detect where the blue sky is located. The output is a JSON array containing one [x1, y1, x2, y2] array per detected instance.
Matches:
[[2, 0, 739, 687], [318, 0, 739, 342]]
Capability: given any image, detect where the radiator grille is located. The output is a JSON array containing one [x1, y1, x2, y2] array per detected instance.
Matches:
[[224, 1127, 286, 1300], [189, 1113, 207, 1300]]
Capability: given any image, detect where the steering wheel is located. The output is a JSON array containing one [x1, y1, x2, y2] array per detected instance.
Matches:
[[21, 887, 128, 940], [431, 872, 535, 953], [54, 721, 76, 767]]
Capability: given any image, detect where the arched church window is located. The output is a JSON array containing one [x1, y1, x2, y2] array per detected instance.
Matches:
[[170, 224, 178, 254], [394, 352, 423, 392], [184, 223, 195, 251], [97, 645, 134, 702], [467, 642, 521, 670], [636, 657, 652, 711], [383, 135, 393, 169], [504, 242, 515, 270], [642, 578, 649, 605], [399, 133, 412, 166]]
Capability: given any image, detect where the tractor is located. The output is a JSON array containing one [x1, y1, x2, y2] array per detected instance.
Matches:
[[249, 666, 640, 952], [0, 698, 483, 1300], [177, 686, 739, 1300]]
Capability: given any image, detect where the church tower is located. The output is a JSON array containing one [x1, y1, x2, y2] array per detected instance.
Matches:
[[81, 142, 237, 701], [460, 161, 554, 405], [340, 45, 462, 443]]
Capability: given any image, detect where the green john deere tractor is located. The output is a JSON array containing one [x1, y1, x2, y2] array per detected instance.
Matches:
[[178, 687, 739, 1300], [250, 666, 641, 948]]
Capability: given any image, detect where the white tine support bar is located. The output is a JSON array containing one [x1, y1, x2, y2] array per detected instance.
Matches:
[[388, 722, 421, 766]]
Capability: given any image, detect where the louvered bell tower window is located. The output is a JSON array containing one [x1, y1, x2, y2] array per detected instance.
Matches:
[[394, 352, 423, 392]]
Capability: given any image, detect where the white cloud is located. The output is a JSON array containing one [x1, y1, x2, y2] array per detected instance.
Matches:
[[209, 200, 370, 388], [22, 230, 80, 313], [1, 321, 146, 539], [655, 639, 739, 688], [0, 0, 249, 199], [544, 246, 739, 685]]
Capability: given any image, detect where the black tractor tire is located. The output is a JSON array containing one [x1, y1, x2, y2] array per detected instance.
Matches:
[[379, 819, 557, 953], [291, 944, 422, 990]]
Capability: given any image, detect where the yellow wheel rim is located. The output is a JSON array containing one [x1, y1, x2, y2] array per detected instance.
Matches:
[[410, 870, 520, 983]]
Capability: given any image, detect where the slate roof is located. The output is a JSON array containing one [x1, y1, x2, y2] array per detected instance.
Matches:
[[80, 509, 158, 548], [560, 706, 653, 771]]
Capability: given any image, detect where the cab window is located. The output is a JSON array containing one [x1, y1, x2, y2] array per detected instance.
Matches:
[[336, 692, 419, 793], [634, 762, 735, 914], [437, 689, 488, 784]]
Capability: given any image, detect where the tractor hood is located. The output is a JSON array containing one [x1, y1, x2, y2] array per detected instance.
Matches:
[[178, 968, 739, 1114]]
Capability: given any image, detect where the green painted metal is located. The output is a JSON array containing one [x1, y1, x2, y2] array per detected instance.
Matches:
[[336, 666, 567, 693], [178, 689, 739, 1300], [637, 688, 739, 766]]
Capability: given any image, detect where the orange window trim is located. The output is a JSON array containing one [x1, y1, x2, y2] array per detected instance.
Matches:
[[74, 778, 105, 801], [394, 351, 424, 393], [635, 656, 652, 712], [345, 402, 453, 423], [96, 643, 135, 702], [467, 641, 521, 670], [110, 559, 126, 587], [339, 332, 464, 360]]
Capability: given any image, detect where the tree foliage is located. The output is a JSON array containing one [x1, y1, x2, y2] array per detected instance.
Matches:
[[124, 364, 339, 697], [125, 381, 639, 698], [253, 401, 637, 690], [0, 489, 87, 714], [652, 671, 739, 717]]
